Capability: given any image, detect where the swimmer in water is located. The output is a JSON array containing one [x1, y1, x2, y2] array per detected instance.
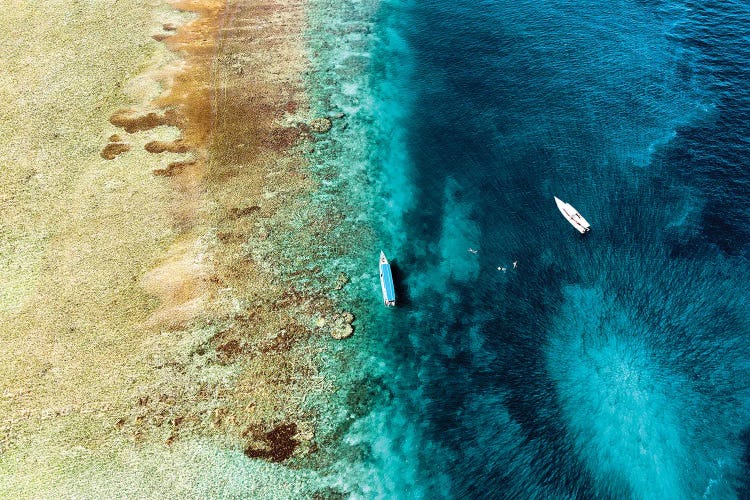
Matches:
[[497, 266, 506, 272], [513, 261, 517, 269], [468, 248, 478, 254]]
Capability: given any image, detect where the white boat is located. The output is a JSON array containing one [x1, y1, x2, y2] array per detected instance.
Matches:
[[554, 196, 591, 234], [379, 251, 396, 307]]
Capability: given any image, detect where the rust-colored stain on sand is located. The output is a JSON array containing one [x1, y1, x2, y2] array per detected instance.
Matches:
[[106, 0, 226, 329]]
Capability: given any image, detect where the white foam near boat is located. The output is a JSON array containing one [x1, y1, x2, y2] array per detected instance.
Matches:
[[379, 251, 396, 307], [554, 196, 591, 234]]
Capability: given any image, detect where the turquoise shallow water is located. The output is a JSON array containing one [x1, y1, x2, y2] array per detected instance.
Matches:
[[304, 0, 750, 497]]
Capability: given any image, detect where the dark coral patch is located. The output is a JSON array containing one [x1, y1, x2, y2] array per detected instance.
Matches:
[[311, 488, 348, 500], [244, 423, 299, 462], [261, 126, 302, 150], [227, 205, 260, 219]]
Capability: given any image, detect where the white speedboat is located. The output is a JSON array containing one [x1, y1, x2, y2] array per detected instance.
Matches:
[[554, 196, 591, 234], [379, 251, 396, 307]]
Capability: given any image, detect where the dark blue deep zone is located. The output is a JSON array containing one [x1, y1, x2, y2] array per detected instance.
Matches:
[[374, 0, 750, 497]]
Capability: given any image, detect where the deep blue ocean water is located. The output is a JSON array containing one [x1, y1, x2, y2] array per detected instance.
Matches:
[[307, 0, 750, 497]]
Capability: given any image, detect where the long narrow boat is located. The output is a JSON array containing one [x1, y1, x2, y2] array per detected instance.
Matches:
[[554, 196, 591, 234], [379, 251, 396, 307]]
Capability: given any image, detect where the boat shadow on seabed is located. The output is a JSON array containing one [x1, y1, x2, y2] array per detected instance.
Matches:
[[388, 260, 412, 308]]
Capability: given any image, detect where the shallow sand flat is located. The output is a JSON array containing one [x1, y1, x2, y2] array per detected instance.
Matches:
[[0, 0, 182, 426], [0, 0, 347, 496]]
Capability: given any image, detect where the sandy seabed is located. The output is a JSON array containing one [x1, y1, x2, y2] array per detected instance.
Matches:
[[0, 0, 353, 496]]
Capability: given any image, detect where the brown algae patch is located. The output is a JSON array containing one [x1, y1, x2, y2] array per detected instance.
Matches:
[[145, 138, 191, 154], [101, 135, 131, 159], [109, 108, 180, 133], [153, 159, 197, 177]]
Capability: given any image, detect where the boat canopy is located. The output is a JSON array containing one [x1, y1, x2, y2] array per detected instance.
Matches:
[[380, 261, 396, 302]]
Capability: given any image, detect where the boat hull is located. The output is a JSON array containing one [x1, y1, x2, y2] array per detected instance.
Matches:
[[554, 196, 590, 234], [379, 251, 396, 307]]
